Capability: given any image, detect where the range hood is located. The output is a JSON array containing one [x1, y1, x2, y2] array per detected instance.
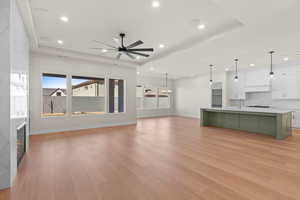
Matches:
[[245, 85, 270, 93]]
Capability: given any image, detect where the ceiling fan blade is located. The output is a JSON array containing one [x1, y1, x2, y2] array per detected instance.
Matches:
[[125, 52, 135, 59], [126, 40, 143, 49], [89, 47, 115, 51], [128, 51, 150, 57], [116, 53, 122, 59], [92, 40, 117, 49], [127, 48, 154, 52]]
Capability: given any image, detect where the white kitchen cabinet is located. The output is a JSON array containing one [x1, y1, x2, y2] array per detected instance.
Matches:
[[245, 69, 270, 87], [272, 67, 298, 99], [228, 71, 245, 100], [244, 69, 270, 92], [292, 111, 300, 128]]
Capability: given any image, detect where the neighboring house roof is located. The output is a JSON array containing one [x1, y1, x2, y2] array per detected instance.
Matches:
[[49, 88, 66, 96], [43, 88, 66, 96], [72, 80, 104, 89]]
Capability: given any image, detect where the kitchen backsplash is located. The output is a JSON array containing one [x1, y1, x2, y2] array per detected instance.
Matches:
[[230, 92, 300, 111]]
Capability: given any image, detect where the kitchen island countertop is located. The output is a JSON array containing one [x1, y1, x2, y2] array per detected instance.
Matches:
[[201, 107, 293, 114]]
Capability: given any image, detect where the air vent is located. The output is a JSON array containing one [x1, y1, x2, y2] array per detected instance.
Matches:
[[39, 36, 52, 42], [33, 8, 49, 12]]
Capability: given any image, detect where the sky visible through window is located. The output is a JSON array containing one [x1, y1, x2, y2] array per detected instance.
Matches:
[[42, 76, 87, 89]]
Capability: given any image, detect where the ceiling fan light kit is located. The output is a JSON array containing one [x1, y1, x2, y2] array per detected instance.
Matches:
[[92, 33, 154, 60]]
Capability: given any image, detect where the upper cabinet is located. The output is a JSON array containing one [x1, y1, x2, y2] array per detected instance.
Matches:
[[227, 64, 300, 101], [244, 69, 270, 92], [272, 67, 298, 99]]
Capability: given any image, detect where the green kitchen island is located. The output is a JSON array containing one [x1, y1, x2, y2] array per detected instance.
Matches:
[[200, 107, 293, 140]]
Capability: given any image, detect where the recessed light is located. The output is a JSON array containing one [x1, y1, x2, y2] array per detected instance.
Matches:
[[137, 71, 140, 75], [136, 56, 140, 60], [101, 49, 108, 53], [250, 64, 255, 67], [159, 44, 165, 48], [283, 57, 289, 61], [225, 68, 229, 71], [197, 24, 206, 30], [150, 67, 155, 71], [60, 16, 69, 22], [57, 40, 64, 44], [152, 1, 160, 8]]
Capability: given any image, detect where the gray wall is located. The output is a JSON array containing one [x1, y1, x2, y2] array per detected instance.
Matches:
[[0, 0, 29, 189], [0, 0, 12, 190]]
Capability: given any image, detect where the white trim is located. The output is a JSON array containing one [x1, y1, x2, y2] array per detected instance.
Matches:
[[40, 73, 68, 119], [16, 0, 38, 48], [70, 75, 106, 115], [107, 77, 127, 113], [32, 46, 139, 69], [30, 121, 137, 135], [137, 113, 175, 119], [174, 113, 200, 119]]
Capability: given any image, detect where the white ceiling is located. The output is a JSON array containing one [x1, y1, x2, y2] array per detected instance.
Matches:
[[141, 0, 300, 78], [25, 0, 300, 78]]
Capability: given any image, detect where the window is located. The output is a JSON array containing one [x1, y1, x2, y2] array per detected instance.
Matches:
[[72, 76, 105, 115], [143, 87, 157, 109], [42, 73, 67, 117], [158, 88, 170, 108], [109, 79, 125, 113]]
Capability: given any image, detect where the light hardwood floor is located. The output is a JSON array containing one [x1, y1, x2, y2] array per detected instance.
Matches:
[[1, 117, 300, 200]]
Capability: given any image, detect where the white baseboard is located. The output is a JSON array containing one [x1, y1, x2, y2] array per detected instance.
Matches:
[[174, 113, 200, 119], [30, 121, 137, 135], [137, 113, 175, 119]]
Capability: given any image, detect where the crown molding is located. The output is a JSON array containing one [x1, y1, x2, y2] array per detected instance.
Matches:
[[32, 46, 139, 68], [16, 0, 38, 49]]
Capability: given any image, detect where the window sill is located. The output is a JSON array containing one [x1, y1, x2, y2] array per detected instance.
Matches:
[[41, 115, 67, 119]]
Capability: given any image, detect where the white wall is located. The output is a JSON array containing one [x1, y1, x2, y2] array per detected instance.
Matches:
[[29, 53, 137, 134], [174, 72, 227, 118], [136, 75, 175, 118]]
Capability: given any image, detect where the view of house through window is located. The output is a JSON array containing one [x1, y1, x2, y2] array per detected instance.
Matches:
[[42, 73, 67, 117], [143, 87, 157, 109], [72, 76, 105, 115], [109, 79, 125, 113], [136, 86, 171, 110]]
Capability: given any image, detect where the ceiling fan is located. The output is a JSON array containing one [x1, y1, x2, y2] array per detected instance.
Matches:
[[91, 33, 154, 60]]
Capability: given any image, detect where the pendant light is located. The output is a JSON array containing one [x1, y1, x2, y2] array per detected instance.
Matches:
[[269, 51, 275, 79], [209, 64, 213, 85], [234, 58, 239, 82]]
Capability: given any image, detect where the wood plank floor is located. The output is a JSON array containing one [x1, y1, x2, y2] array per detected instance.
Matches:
[[1, 117, 300, 200]]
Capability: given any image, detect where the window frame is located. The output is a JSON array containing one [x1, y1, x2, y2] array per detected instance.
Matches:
[[71, 75, 106, 116], [107, 76, 127, 115], [40, 73, 68, 118], [136, 85, 172, 110]]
